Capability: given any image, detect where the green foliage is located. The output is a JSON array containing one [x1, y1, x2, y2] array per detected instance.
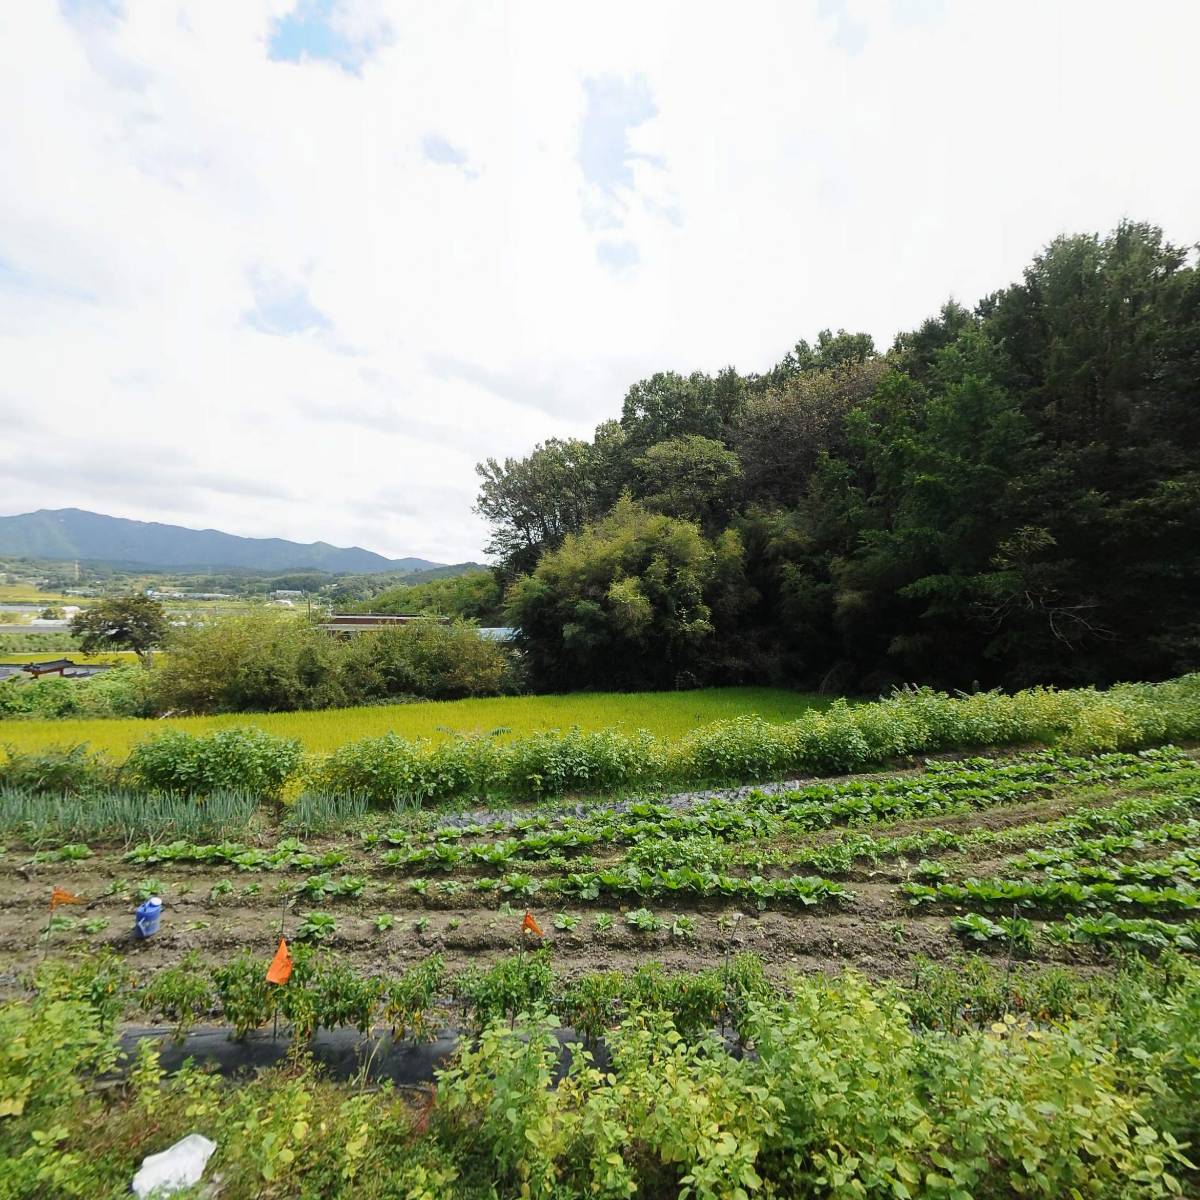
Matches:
[[138, 952, 214, 1038], [69, 594, 167, 665], [0, 631, 79, 653], [338, 618, 516, 701], [71, 664, 159, 717], [624, 907, 664, 933], [0, 665, 156, 720], [295, 911, 337, 942], [951, 912, 1036, 956], [8, 676, 1200, 811], [631, 434, 743, 526], [5, 954, 1200, 1197], [361, 569, 503, 624], [0, 786, 257, 840], [124, 726, 303, 799], [153, 609, 349, 713], [481, 221, 1200, 693], [212, 952, 276, 1038], [454, 949, 554, 1029], [383, 954, 445, 1041], [505, 495, 748, 691], [0, 744, 114, 794]]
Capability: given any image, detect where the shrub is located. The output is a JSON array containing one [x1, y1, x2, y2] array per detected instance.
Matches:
[[675, 716, 788, 783], [138, 952, 215, 1039], [505, 497, 747, 691], [0, 676, 83, 719], [340, 619, 515, 701], [312, 732, 446, 807], [211, 952, 277, 1039], [124, 727, 303, 799], [0, 743, 115, 794], [500, 727, 662, 797], [454, 949, 555, 1029], [153, 610, 349, 714], [75, 664, 158, 718]]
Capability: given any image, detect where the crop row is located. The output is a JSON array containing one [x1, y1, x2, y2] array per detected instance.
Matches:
[[122, 837, 850, 908], [1008, 821, 1200, 871], [402, 748, 1199, 851], [953, 911, 1200, 954], [76, 946, 772, 1046], [906, 876, 1200, 914], [1040, 847, 1200, 887]]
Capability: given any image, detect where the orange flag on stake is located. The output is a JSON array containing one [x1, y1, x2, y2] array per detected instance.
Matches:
[[50, 886, 83, 911], [266, 938, 293, 985], [521, 910, 543, 939]]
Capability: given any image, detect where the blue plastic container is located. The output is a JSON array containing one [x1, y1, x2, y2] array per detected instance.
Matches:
[[134, 896, 163, 938]]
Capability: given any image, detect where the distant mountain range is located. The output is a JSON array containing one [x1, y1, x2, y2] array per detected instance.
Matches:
[[0, 509, 446, 575]]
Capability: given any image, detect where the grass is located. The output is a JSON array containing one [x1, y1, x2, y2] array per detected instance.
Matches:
[[0, 686, 829, 758]]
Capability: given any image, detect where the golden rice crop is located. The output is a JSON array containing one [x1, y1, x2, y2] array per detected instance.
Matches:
[[0, 686, 828, 759]]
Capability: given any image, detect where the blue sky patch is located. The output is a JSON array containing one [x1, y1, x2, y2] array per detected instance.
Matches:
[[58, 0, 122, 24], [268, 0, 385, 73], [422, 134, 470, 169], [244, 273, 332, 336], [595, 239, 640, 273], [818, 0, 869, 55], [579, 74, 659, 228]]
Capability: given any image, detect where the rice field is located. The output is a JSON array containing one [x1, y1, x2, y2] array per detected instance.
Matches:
[[0, 584, 78, 603], [0, 686, 829, 758]]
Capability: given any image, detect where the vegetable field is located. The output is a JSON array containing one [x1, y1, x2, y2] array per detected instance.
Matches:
[[4, 673, 1200, 1197], [7, 746, 1200, 984], [5, 744, 1200, 1196]]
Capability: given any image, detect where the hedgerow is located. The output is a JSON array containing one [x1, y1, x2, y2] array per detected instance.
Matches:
[[8, 672, 1200, 803]]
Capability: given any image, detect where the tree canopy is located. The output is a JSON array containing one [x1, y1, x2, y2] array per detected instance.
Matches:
[[69, 594, 168, 667], [480, 221, 1200, 693]]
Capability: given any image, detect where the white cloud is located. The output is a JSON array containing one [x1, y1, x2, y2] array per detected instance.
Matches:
[[1, 0, 1198, 562]]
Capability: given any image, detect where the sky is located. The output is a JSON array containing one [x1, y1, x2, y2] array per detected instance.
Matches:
[[1, 1, 1198, 564]]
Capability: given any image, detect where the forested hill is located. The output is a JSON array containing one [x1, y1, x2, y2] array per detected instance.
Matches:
[[476, 221, 1200, 694], [0, 508, 441, 575]]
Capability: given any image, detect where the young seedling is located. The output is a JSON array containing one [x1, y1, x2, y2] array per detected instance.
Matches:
[[553, 912, 580, 931], [40, 914, 77, 940], [374, 914, 396, 932], [670, 915, 696, 940], [295, 911, 337, 942], [625, 908, 665, 933]]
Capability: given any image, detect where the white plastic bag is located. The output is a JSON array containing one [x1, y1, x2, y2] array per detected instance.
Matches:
[[131, 1133, 216, 1197]]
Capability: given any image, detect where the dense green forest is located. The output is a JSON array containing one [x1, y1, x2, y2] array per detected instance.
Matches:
[[476, 223, 1200, 693]]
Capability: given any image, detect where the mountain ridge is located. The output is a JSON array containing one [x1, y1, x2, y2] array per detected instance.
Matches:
[[0, 508, 443, 574]]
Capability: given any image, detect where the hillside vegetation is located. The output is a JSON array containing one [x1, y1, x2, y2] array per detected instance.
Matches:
[[480, 221, 1200, 694]]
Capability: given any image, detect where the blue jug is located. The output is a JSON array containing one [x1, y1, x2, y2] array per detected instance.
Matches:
[[134, 896, 163, 938]]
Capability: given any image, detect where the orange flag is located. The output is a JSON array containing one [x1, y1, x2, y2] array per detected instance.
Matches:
[[50, 886, 83, 911], [266, 938, 293, 985], [521, 910, 543, 939]]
